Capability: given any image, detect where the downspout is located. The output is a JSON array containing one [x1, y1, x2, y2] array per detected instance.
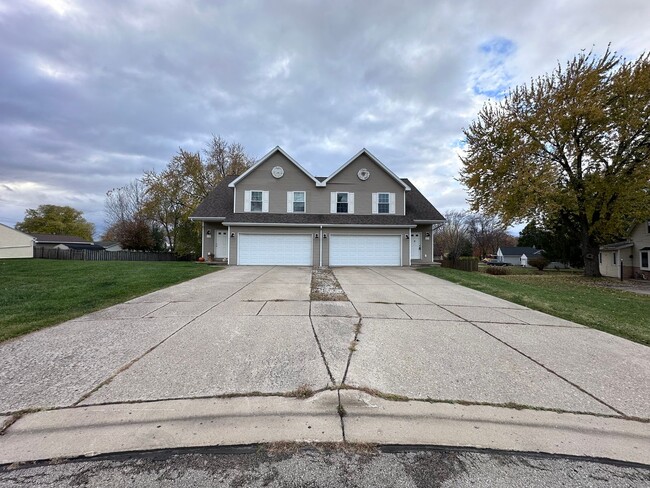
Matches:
[[201, 221, 205, 259], [227, 225, 231, 265], [319, 225, 323, 267], [431, 224, 434, 263], [408, 228, 411, 266]]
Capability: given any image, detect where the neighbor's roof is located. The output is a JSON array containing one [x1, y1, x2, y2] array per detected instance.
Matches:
[[499, 246, 543, 256], [61, 243, 107, 251], [191, 176, 444, 225], [30, 233, 91, 244], [600, 241, 634, 251]]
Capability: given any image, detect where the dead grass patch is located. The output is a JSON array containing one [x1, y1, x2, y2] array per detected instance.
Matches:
[[310, 268, 348, 301]]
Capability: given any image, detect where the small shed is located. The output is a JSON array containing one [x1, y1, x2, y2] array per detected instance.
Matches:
[[0, 223, 34, 259]]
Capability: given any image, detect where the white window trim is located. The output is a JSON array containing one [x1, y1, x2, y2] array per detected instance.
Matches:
[[331, 192, 354, 214], [287, 191, 306, 213], [641, 250, 650, 271], [372, 192, 395, 214], [245, 190, 268, 213]]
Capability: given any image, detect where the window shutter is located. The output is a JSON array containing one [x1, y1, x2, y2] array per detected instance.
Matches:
[[389, 193, 396, 214], [287, 191, 294, 213], [330, 193, 337, 213], [372, 193, 378, 214], [244, 190, 251, 212], [262, 191, 269, 212], [348, 193, 354, 213]]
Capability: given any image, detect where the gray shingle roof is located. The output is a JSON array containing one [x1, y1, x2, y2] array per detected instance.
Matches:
[[191, 175, 445, 225], [30, 233, 91, 244]]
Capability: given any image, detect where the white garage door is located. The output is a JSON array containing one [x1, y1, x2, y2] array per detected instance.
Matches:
[[238, 234, 312, 265], [329, 235, 401, 266]]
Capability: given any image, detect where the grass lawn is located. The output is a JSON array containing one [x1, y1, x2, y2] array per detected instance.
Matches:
[[0, 259, 221, 343], [419, 266, 650, 346]]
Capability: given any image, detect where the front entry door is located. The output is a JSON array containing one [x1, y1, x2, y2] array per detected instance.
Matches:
[[411, 233, 421, 260], [215, 230, 228, 259]]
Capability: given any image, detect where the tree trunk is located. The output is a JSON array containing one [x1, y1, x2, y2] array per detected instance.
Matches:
[[580, 226, 601, 277]]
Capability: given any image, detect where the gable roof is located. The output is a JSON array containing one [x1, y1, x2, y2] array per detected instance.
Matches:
[[30, 233, 91, 244], [322, 148, 411, 190], [228, 146, 323, 188], [499, 246, 543, 257], [191, 175, 444, 224]]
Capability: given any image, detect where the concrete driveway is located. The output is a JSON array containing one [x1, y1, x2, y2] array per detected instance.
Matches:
[[0, 266, 649, 465]]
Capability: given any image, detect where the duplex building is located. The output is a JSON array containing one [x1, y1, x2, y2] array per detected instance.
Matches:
[[192, 147, 445, 266]]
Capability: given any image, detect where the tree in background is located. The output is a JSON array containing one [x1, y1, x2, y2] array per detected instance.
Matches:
[[16, 205, 95, 240], [519, 214, 583, 267], [465, 213, 512, 258], [460, 48, 650, 276], [435, 210, 515, 260], [103, 180, 165, 251], [137, 135, 253, 254]]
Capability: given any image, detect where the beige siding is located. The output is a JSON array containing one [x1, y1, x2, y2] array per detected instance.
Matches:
[[0, 224, 33, 259], [234, 152, 406, 216], [235, 152, 318, 214], [321, 153, 405, 215], [630, 221, 650, 269]]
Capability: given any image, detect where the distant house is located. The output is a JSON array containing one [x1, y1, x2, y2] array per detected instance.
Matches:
[[599, 220, 650, 279], [30, 233, 92, 249], [0, 223, 34, 259], [95, 240, 122, 252], [497, 246, 544, 266], [54, 243, 107, 252]]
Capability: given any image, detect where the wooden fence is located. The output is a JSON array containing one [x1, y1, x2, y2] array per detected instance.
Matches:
[[441, 257, 479, 272], [34, 247, 191, 262]]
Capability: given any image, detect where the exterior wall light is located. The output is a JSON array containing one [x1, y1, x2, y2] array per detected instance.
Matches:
[[323, 233, 327, 238], [231, 233, 235, 238], [315, 233, 319, 239], [405, 234, 410, 239], [206, 229, 212, 238]]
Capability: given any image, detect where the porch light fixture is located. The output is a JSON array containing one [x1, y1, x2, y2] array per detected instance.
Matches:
[[425, 232, 431, 238], [323, 233, 327, 238], [231, 233, 235, 238], [315, 233, 319, 239], [405, 234, 409, 239], [206, 230, 212, 238]]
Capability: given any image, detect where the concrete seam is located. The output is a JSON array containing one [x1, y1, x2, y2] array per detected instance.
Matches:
[[395, 303, 413, 319], [470, 322, 626, 417], [71, 267, 276, 407], [307, 315, 336, 385], [367, 267, 436, 305]]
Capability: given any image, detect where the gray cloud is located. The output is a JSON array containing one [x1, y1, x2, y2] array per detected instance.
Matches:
[[0, 0, 648, 234]]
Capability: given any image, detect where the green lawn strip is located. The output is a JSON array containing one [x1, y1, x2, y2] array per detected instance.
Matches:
[[419, 267, 650, 346], [0, 260, 221, 342]]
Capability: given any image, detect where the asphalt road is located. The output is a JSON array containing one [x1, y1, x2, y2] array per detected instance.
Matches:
[[1, 446, 648, 487]]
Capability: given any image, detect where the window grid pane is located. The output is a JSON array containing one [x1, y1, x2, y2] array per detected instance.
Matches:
[[294, 192, 305, 202], [293, 202, 305, 212], [337, 193, 347, 203], [378, 203, 389, 213], [378, 193, 389, 203], [337, 202, 348, 213]]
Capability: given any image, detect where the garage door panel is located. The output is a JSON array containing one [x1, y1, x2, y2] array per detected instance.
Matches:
[[239, 234, 312, 266], [329, 235, 401, 266]]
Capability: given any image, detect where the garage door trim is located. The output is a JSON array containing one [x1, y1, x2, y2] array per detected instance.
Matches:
[[328, 233, 402, 267], [237, 232, 313, 266]]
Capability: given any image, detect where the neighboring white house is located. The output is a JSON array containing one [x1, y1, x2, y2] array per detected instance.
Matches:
[[599, 220, 650, 279], [497, 246, 544, 266], [0, 223, 34, 259]]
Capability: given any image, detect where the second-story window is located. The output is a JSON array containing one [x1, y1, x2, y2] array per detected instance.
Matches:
[[330, 192, 354, 213], [245, 190, 268, 212], [251, 191, 263, 212], [293, 191, 305, 212], [337, 193, 348, 213], [287, 191, 306, 213], [378, 193, 390, 214]]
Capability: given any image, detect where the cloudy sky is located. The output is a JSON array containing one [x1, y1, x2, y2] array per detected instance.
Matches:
[[1, 0, 649, 236]]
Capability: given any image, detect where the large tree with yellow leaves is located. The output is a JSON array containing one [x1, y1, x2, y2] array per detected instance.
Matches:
[[460, 49, 650, 276]]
